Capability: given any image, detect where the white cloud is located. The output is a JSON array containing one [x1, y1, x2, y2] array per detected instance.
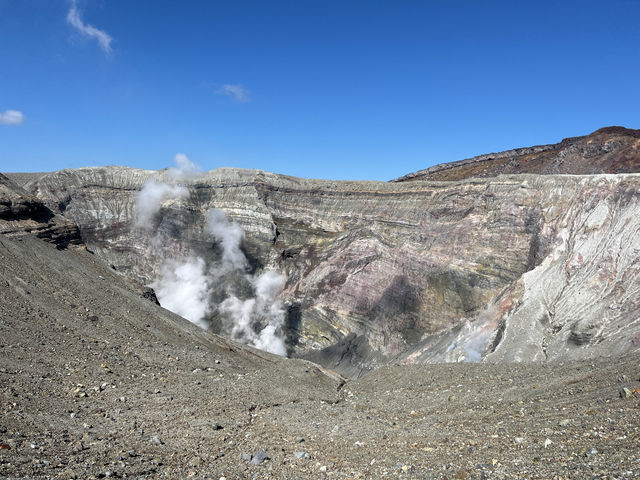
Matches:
[[0, 110, 25, 125], [66, 0, 113, 54], [216, 84, 250, 102]]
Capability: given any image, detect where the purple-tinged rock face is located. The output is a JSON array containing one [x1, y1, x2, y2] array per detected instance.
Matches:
[[8, 156, 640, 376]]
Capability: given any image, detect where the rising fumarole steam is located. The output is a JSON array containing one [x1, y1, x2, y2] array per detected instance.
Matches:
[[134, 161, 288, 356], [134, 181, 188, 229], [206, 208, 247, 271], [205, 209, 288, 356], [168, 153, 202, 180], [150, 257, 210, 329], [218, 269, 288, 357], [134, 153, 200, 229], [444, 303, 500, 362]]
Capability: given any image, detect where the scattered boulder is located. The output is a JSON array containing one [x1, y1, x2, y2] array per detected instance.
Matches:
[[619, 387, 633, 398], [141, 287, 160, 305], [250, 449, 269, 465]]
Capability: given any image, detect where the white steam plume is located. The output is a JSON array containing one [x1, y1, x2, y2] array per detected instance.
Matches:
[[134, 153, 201, 229], [206, 208, 247, 270], [168, 153, 202, 180], [134, 181, 188, 229], [145, 202, 289, 356], [206, 209, 288, 355], [219, 270, 287, 356], [133, 153, 287, 356], [444, 303, 500, 363], [151, 257, 210, 328]]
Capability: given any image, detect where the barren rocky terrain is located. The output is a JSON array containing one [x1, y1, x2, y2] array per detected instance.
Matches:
[[9, 154, 640, 375], [2, 234, 640, 479], [2, 127, 640, 478]]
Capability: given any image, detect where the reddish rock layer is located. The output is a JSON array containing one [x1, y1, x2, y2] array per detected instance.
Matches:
[[394, 126, 640, 182]]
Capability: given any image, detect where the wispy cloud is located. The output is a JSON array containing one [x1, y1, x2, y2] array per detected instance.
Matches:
[[0, 110, 25, 125], [216, 84, 250, 103], [66, 0, 113, 54]]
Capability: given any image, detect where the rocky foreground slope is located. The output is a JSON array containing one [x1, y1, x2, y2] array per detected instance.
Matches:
[[9, 159, 640, 376], [1, 177, 640, 478]]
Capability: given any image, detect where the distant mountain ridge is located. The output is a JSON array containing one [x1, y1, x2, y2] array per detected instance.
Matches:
[[393, 126, 640, 182]]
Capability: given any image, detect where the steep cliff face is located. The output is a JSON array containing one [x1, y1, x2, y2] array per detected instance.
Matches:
[[400, 175, 640, 366], [0, 173, 81, 248], [394, 127, 640, 182], [11, 165, 640, 375]]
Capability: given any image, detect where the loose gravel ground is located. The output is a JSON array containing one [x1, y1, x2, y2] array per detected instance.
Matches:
[[2, 236, 640, 479]]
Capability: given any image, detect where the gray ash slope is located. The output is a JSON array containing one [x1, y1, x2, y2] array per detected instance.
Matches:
[[2, 229, 640, 478], [2, 162, 640, 478], [0, 177, 342, 478]]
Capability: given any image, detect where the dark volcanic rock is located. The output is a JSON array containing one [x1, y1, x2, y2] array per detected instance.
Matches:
[[141, 286, 160, 305], [0, 173, 81, 248], [298, 333, 384, 379]]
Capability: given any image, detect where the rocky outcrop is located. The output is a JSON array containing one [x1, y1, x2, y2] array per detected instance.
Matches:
[[394, 126, 640, 182], [0, 173, 81, 248], [399, 175, 640, 366], [8, 164, 640, 376]]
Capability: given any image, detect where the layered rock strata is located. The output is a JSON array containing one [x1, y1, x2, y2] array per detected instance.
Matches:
[[0, 173, 81, 248], [8, 167, 640, 375]]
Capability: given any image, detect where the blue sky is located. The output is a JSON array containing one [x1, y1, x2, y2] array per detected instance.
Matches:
[[1, 1, 639, 180]]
